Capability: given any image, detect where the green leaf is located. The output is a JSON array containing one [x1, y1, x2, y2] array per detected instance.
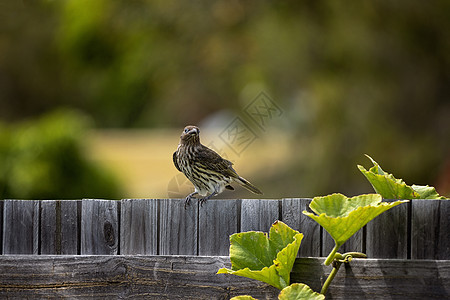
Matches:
[[217, 221, 303, 290], [358, 154, 447, 199], [411, 184, 448, 199], [278, 283, 325, 300], [309, 193, 381, 218], [304, 193, 407, 245], [303, 193, 408, 264], [230, 296, 257, 300]]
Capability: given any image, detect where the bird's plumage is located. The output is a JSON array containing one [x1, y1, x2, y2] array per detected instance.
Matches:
[[173, 125, 262, 207]]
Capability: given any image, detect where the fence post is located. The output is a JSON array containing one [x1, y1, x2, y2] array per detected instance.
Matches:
[[81, 199, 118, 255], [282, 198, 321, 257], [159, 199, 198, 255], [121, 199, 158, 255], [412, 199, 450, 260], [366, 201, 408, 258], [3, 200, 39, 254], [241, 199, 279, 232], [198, 199, 239, 256]]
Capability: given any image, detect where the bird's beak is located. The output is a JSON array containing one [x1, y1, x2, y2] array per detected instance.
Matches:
[[188, 128, 199, 135]]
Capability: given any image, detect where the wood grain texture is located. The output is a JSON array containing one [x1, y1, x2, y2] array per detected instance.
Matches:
[[2, 200, 39, 254], [292, 257, 450, 299], [241, 199, 279, 232], [366, 202, 408, 259], [159, 199, 198, 255], [121, 199, 158, 255], [1, 199, 449, 259], [0, 256, 448, 299], [60, 200, 79, 254], [282, 198, 321, 257], [198, 199, 239, 256], [0, 255, 278, 299], [81, 199, 118, 255], [40, 200, 57, 254], [412, 199, 450, 260], [0, 200, 2, 254]]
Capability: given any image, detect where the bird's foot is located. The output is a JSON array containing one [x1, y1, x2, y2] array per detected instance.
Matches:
[[198, 191, 217, 207], [184, 192, 198, 209], [199, 197, 207, 207]]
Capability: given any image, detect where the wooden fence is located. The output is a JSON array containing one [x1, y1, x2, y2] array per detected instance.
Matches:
[[0, 199, 449, 299], [1, 198, 448, 258]]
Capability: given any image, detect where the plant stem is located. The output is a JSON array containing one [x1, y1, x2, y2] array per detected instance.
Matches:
[[342, 252, 367, 259], [324, 243, 340, 265], [321, 260, 342, 295], [321, 252, 367, 295]]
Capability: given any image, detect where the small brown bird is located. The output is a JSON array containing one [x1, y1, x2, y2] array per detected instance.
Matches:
[[173, 125, 263, 208]]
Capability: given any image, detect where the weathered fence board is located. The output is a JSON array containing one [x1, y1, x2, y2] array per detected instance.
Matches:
[[0, 200, 2, 254], [40, 200, 57, 254], [0, 255, 278, 299], [241, 199, 279, 232], [412, 199, 450, 260], [159, 198, 198, 255], [60, 200, 79, 254], [366, 202, 409, 258], [121, 199, 158, 255], [81, 199, 118, 255], [1, 199, 449, 259], [198, 199, 239, 256], [281, 198, 321, 257], [3, 200, 39, 254], [0, 255, 448, 299]]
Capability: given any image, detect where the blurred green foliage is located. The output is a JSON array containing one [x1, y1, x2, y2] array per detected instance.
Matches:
[[0, 0, 449, 197], [0, 110, 123, 199]]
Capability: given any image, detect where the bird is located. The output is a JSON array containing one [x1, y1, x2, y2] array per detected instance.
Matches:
[[173, 125, 263, 208]]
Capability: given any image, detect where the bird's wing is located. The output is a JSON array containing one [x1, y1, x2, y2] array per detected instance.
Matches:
[[173, 151, 181, 172], [195, 146, 239, 178]]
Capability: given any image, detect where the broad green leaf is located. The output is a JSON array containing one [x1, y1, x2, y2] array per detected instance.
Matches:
[[358, 154, 447, 199], [231, 296, 257, 300], [358, 165, 418, 199], [303, 193, 408, 264], [217, 221, 303, 290], [309, 193, 381, 218], [278, 283, 325, 300], [304, 193, 407, 245], [411, 184, 447, 199]]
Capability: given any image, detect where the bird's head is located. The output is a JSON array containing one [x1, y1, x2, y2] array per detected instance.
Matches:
[[180, 125, 200, 145]]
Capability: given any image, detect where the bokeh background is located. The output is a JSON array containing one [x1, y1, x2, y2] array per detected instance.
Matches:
[[1, 0, 449, 200]]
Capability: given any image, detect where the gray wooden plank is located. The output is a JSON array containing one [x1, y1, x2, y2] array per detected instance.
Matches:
[[412, 199, 450, 260], [0, 200, 3, 255], [282, 198, 321, 257], [0, 255, 279, 299], [436, 200, 450, 260], [159, 199, 198, 255], [120, 199, 158, 255], [81, 199, 118, 255], [198, 199, 239, 256], [366, 201, 408, 259], [60, 200, 79, 255], [40, 200, 57, 254], [241, 199, 279, 232], [2, 200, 39, 254], [0, 256, 449, 299]]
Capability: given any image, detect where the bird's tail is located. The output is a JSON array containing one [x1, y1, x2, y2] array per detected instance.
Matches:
[[236, 177, 263, 195]]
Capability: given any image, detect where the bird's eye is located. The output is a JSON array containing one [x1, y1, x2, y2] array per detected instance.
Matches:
[[184, 128, 189, 133]]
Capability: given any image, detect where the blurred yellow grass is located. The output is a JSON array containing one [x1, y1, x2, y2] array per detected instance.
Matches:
[[86, 129, 292, 198]]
